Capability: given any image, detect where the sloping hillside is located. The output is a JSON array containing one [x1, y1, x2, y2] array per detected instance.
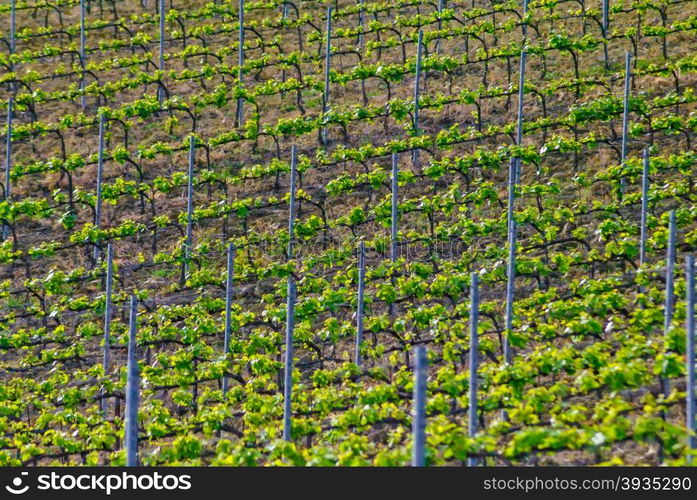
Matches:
[[0, 0, 696, 465]]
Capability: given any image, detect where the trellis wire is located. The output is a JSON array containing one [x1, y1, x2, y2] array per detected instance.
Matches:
[[639, 149, 649, 267], [158, 0, 166, 103], [222, 242, 235, 395], [80, 0, 86, 110], [663, 210, 676, 396], [94, 113, 106, 262], [3, 98, 13, 241], [355, 241, 366, 366], [282, 277, 296, 441], [183, 135, 195, 281], [468, 272, 480, 467], [411, 345, 427, 467], [412, 30, 423, 166], [321, 7, 333, 145], [391, 152, 399, 262], [686, 255, 696, 461], [101, 243, 114, 417], [619, 51, 632, 197], [125, 295, 139, 467], [287, 145, 297, 260], [237, 0, 245, 126]]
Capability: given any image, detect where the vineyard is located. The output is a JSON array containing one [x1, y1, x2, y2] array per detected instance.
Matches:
[[0, 0, 696, 467]]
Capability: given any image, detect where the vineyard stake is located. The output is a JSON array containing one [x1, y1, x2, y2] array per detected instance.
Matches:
[[389, 151, 398, 318], [9, 0, 14, 54], [468, 272, 480, 466], [411, 345, 427, 467], [515, 51, 526, 182], [412, 30, 423, 167], [183, 135, 195, 281], [222, 242, 235, 395], [358, 0, 365, 50], [282, 145, 298, 441], [602, 0, 609, 39], [282, 277, 296, 441], [619, 51, 631, 197], [358, 0, 368, 106], [287, 145, 297, 260], [435, 0, 444, 54], [502, 221, 517, 423], [158, 0, 166, 103], [101, 243, 114, 417], [521, 0, 528, 38], [686, 255, 696, 461], [125, 295, 139, 467], [391, 152, 398, 263], [639, 149, 649, 267], [504, 158, 518, 363], [80, 0, 86, 110], [504, 232, 517, 364], [94, 113, 105, 262], [10, 0, 15, 92], [237, 0, 245, 126], [663, 210, 676, 396], [3, 98, 13, 241], [355, 241, 365, 366], [321, 7, 333, 145], [516, 51, 527, 145], [602, 0, 609, 68], [506, 158, 518, 237]]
